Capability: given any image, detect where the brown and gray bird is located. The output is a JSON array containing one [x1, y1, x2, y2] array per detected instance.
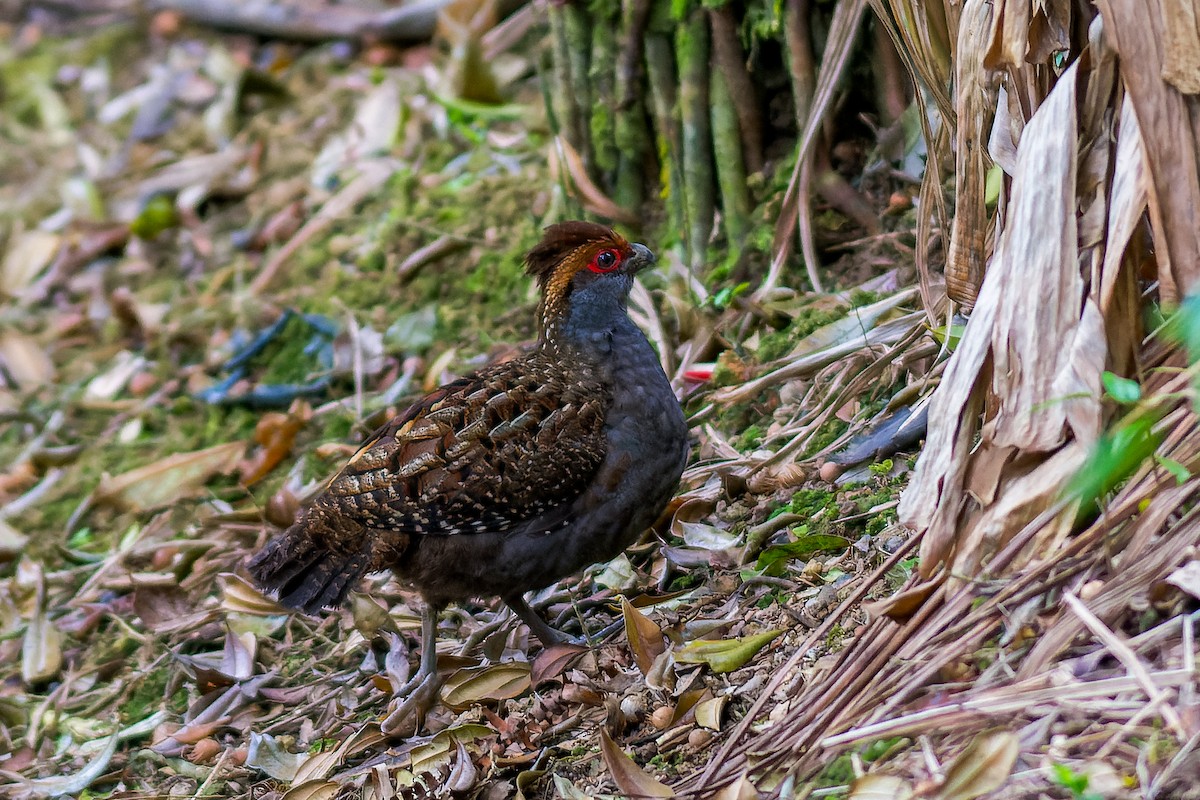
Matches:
[[248, 221, 689, 722]]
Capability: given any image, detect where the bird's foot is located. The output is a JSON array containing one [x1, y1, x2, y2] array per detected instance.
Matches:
[[381, 602, 443, 737], [505, 593, 589, 648], [380, 670, 440, 737]]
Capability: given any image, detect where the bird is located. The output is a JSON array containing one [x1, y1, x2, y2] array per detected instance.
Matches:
[[248, 221, 690, 728]]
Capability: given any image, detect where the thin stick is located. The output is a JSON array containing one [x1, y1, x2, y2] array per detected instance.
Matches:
[[1062, 592, 1186, 739]]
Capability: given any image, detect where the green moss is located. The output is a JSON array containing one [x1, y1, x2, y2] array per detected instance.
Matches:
[[824, 623, 849, 650], [756, 304, 848, 362], [647, 749, 687, 770], [668, 572, 704, 592], [868, 459, 894, 476], [119, 664, 172, 722], [861, 737, 909, 763], [864, 512, 894, 537], [814, 752, 855, 788], [735, 424, 764, 450], [849, 289, 882, 308], [808, 417, 849, 455], [785, 488, 837, 518], [308, 737, 339, 754]]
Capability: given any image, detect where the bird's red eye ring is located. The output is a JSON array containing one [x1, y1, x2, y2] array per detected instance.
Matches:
[[587, 248, 621, 274]]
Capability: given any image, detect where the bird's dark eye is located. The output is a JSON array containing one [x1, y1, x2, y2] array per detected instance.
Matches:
[[587, 249, 621, 274]]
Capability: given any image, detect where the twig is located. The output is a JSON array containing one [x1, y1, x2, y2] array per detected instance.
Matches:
[[819, 669, 1195, 748], [249, 160, 398, 294], [762, 0, 869, 296], [689, 532, 919, 789], [397, 236, 470, 282], [1062, 591, 1186, 739], [0, 468, 64, 520]]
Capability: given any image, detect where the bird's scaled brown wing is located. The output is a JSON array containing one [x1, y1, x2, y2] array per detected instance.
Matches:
[[315, 356, 610, 539]]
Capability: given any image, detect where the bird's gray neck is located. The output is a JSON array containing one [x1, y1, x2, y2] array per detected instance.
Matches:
[[542, 278, 638, 354]]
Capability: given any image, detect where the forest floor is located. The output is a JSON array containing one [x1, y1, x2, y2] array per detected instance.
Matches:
[[1, 11, 959, 800]]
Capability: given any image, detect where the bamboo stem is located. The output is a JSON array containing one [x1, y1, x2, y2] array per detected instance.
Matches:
[[613, 0, 652, 215], [785, 0, 816, 131], [546, 4, 582, 146], [645, 28, 686, 244], [588, 5, 619, 178], [711, 63, 751, 249], [675, 7, 714, 268], [708, 5, 764, 174], [563, 2, 593, 166]]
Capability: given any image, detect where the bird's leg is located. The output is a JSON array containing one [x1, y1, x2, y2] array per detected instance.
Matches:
[[381, 602, 442, 735], [503, 593, 588, 648]]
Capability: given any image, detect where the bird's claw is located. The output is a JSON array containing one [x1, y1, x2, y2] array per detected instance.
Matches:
[[380, 671, 440, 737]]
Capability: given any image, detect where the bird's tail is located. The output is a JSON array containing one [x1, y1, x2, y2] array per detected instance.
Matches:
[[247, 510, 374, 614]]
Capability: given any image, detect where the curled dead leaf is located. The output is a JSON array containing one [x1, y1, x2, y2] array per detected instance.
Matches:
[[711, 772, 761, 800], [94, 441, 245, 511], [281, 781, 341, 800], [246, 731, 308, 782], [932, 729, 1018, 800], [861, 571, 945, 622], [599, 728, 674, 798], [241, 404, 310, 486], [747, 462, 808, 494], [0, 331, 55, 390], [1, 229, 59, 297], [409, 724, 493, 776], [21, 565, 61, 685], [695, 695, 728, 731], [440, 662, 531, 710], [848, 774, 914, 799], [621, 596, 666, 676], [445, 739, 479, 793], [19, 731, 120, 798], [531, 642, 588, 686], [1163, 560, 1200, 601]]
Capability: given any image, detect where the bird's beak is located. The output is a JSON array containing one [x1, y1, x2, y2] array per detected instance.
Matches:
[[628, 242, 656, 273]]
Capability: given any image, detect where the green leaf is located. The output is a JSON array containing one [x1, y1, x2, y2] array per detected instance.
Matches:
[[1100, 371, 1141, 404], [1155, 454, 1191, 484], [756, 534, 848, 576], [984, 164, 1003, 206], [1066, 411, 1163, 510], [675, 629, 782, 673], [930, 323, 966, 351], [129, 194, 179, 240]]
